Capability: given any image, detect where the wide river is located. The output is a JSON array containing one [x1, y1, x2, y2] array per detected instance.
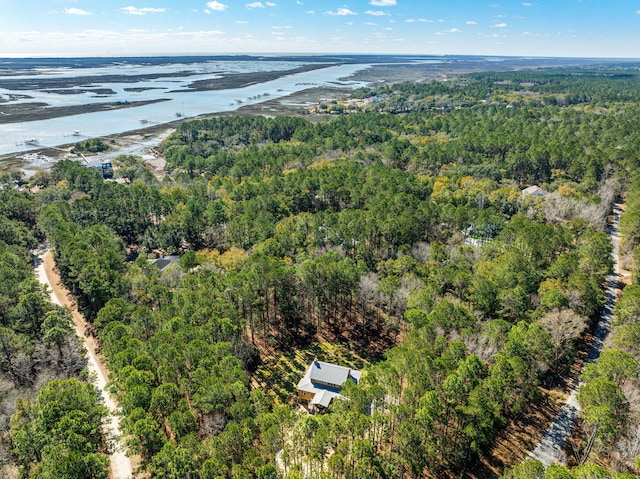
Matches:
[[0, 60, 371, 156]]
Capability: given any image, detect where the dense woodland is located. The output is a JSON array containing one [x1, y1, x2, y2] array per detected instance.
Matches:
[[0, 185, 104, 478], [502, 175, 640, 477], [2, 65, 640, 478]]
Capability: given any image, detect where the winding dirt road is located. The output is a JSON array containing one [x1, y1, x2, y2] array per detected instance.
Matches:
[[528, 203, 624, 466], [35, 248, 135, 479]]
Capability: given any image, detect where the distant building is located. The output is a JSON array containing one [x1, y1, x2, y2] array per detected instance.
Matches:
[[521, 185, 548, 198], [85, 160, 113, 179], [362, 95, 382, 105], [297, 358, 361, 412], [149, 255, 180, 271]]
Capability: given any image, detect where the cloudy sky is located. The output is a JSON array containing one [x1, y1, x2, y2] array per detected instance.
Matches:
[[1, 0, 639, 58]]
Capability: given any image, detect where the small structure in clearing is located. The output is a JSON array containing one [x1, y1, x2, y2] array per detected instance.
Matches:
[[296, 358, 361, 413], [85, 160, 113, 179], [521, 185, 548, 198], [149, 255, 180, 272]]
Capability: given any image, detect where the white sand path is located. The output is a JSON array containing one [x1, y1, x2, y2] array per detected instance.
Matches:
[[35, 248, 135, 479]]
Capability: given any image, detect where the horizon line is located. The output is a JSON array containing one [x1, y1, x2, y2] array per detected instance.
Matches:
[[1, 53, 640, 61]]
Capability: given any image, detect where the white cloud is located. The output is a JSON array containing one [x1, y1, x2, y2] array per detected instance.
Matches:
[[306, 10, 315, 14], [296, 1, 303, 4], [365, 10, 388, 16], [176, 29, 224, 37], [477, 32, 505, 38], [466, 20, 477, 25], [121, 6, 167, 15], [636, 9, 640, 14], [493, 22, 507, 28], [437, 28, 460, 35], [246, 1, 274, 7], [382, 27, 392, 31], [326, 8, 356, 16], [370, 0, 397, 5], [236, 20, 249, 23], [64, 7, 91, 15], [0, 28, 234, 56], [206, 1, 227, 11], [522, 2, 533, 6], [364, 22, 376, 25]]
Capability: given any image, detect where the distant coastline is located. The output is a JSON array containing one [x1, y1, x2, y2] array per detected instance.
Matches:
[[0, 98, 170, 124], [1, 54, 634, 169]]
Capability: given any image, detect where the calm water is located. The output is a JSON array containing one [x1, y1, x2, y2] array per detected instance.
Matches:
[[0, 60, 371, 156]]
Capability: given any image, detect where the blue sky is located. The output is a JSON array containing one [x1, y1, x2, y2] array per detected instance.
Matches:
[[1, 1, 639, 58]]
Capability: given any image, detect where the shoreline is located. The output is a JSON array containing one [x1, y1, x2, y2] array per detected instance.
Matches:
[[0, 57, 610, 175], [0, 86, 346, 174], [0, 63, 334, 127], [0, 98, 170, 125]]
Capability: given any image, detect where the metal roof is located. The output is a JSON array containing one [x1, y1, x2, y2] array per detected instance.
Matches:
[[310, 390, 337, 408], [297, 359, 361, 409], [149, 255, 181, 271], [521, 185, 548, 197], [297, 358, 360, 390]]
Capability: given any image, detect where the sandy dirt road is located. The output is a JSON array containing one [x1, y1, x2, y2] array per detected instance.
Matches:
[[528, 203, 624, 466], [35, 248, 135, 479]]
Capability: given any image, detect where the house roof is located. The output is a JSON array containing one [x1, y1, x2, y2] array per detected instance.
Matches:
[[521, 185, 548, 197], [310, 389, 337, 408], [296, 358, 361, 408], [304, 358, 361, 388], [297, 359, 362, 410], [85, 160, 112, 169], [150, 255, 180, 271]]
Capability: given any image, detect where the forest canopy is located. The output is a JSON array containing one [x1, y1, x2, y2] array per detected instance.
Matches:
[[3, 64, 640, 478]]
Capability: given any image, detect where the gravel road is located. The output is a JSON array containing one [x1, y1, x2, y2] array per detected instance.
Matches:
[[528, 204, 623, 466]]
